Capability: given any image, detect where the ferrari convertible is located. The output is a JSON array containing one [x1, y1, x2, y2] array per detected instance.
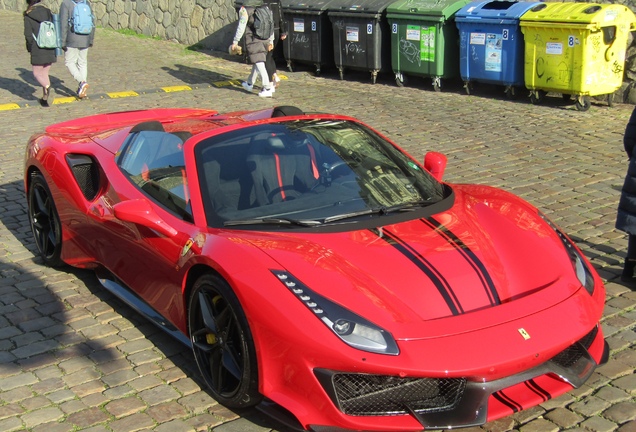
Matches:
[[24, 106, 608, 431]]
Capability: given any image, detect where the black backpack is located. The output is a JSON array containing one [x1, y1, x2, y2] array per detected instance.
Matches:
[[252, 5, 274, 40]]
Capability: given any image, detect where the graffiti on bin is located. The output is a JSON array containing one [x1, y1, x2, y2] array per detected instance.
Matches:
[[292, 33, 310, 47], [345, 42, 365, 60], [399, 39, 421, 66]]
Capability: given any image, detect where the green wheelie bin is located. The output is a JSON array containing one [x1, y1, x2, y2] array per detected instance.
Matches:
[[387, 0, 471, 90]]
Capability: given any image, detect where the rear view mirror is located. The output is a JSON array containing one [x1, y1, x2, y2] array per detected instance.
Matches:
[[424, 152, 448, 181]]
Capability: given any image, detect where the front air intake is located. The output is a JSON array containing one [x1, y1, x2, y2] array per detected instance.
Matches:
[[316, 369, 466, 416]]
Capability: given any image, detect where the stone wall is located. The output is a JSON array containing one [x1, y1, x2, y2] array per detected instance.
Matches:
[[5, 0, 636, 102], [3, 0, 238, 51]]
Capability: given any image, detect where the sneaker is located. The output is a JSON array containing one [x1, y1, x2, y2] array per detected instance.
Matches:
[[258, 88, 273, 98], [78, 81, 89, 99], [241, 82, 253, 92]]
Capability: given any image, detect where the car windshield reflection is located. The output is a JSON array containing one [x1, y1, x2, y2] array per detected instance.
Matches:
[[195, 119, 447, 228]]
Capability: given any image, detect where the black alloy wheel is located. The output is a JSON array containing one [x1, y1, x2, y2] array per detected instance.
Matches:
[[28, 173, 63, 267], [188, 274, 261, 408]]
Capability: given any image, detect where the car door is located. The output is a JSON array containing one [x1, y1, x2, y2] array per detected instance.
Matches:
[[87, 128, 200, 329]]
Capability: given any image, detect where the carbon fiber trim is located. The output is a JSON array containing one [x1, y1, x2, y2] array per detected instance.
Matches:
[[316, 326, 603, 429]]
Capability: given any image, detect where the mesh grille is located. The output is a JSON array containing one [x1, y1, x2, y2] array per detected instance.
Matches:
[[72, 163, 99, 200], [332, 373, 466, 416], [551, 326, 598, 368]]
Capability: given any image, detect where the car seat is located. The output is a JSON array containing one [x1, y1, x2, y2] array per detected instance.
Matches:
[[246, 133, 316, 206]]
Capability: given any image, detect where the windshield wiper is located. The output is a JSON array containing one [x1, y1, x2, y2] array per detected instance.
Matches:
[[224, 217, 322, 227], [380, 200, 431, 214], [323, 200, 431, 223]]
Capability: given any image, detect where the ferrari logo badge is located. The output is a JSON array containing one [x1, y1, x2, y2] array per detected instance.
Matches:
[[518, 328, 531, 340]]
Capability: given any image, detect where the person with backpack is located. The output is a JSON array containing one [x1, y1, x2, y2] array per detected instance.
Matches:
[[265, 1, 287, 90], [23, 0, 57, 106], [60, 0, 94, 99], [230, 0, 275, 98]]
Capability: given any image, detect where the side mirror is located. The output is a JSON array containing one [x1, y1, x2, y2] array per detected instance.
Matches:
[[113, 199, 178, 238], [424, 152, 447, 181]]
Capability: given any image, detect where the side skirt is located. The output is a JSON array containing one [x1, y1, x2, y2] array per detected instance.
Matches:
[[97, 273, 192, 348]]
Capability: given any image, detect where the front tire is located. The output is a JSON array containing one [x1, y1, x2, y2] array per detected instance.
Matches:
[[28, 172, 63, 267], [188, 274, 261, 408]]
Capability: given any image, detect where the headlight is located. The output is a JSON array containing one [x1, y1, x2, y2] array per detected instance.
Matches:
[[272, 270, 399, 355], [540, 213, 595, 295]]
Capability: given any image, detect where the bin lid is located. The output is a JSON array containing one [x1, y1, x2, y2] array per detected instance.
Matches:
[[327, 0, 397, 15], [455, 1, 540, 21], [520, 2, 636, 26], [386, 0, 471, 19], [281, 0, 335, 12]]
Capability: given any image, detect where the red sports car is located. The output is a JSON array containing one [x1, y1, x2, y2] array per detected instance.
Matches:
[[24, 106, 608, 431]]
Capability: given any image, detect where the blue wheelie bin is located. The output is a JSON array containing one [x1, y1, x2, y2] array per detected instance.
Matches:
[[455, 0, 539, 97]]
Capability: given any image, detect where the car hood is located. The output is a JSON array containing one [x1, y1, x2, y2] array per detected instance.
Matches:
[[244, 185, 583, 339]]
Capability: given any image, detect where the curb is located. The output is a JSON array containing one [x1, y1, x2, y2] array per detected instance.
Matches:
[[0, 79, 244, 111]]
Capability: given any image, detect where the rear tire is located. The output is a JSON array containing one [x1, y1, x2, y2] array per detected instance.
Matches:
[[28, 172, 63, 267], [188, 273, 261, 408]]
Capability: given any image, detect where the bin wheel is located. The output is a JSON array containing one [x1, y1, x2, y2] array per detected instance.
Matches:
[[608, 93, 615, 108], [371, 71, 378, 84], [505, 86, 522, 99], [575, 96, 591, 112], [395, 73, 406, 87], [433, 77, 442, 92], [315, 65, 321, 76], [464, 81, 472, 95], [338, 68, 344, 80], [530, 90, 546, 105], [286, 61, 293, 73]]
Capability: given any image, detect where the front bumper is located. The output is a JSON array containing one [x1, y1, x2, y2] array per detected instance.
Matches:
[[311, 325, 607, 431]]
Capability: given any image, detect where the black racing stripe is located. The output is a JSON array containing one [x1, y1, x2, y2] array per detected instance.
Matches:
[[525, 379, 552, 402], [492, 390, 523, 413], [423, 217, 501, 306], [374, 228, 463, 316]]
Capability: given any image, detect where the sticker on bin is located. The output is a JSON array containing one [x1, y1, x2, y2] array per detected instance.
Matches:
[[485, 34, 502, 72], [346, 27, 359, 42], [407, 25, 420, 41], [605, 10, 618, 21], [421, 27, 435, 62], [546, 42, 562, 55], [470, 33, 485, 45], [294, 19, 304, 33]]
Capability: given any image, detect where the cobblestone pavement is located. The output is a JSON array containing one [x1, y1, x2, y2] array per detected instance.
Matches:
[[1, 8, 636, 432]]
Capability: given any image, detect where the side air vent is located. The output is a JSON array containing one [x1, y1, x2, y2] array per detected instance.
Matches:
[[66, 154, 101, 201]]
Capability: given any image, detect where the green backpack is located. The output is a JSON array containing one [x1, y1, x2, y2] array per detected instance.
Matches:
[[34, 21, 58, 49]]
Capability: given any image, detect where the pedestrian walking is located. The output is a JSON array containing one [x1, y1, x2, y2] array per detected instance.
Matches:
[[59, 0, 94, 99], [230, 0, 275, 98], [23, 0, 57, 106], [616, 105, 636, 288], [265, 1, 287, 90]]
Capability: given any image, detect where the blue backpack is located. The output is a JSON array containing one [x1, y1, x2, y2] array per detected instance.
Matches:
[[71, 0, 94, 35]]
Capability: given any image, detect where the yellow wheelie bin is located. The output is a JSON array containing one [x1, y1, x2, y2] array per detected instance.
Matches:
[[520, 2, 636, 111]]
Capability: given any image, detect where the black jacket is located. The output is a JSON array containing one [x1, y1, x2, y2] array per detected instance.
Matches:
[[616, 106, 636, 234], [24, 4, 57, 66]]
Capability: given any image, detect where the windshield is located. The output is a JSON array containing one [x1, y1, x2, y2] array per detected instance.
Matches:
[[195, 119, 447, 228]]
